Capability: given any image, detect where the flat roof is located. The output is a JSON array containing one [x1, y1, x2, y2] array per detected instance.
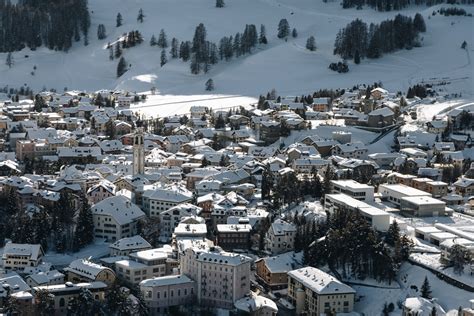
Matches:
[[379, 184, 431, 197], [401, 196, 446, 206]]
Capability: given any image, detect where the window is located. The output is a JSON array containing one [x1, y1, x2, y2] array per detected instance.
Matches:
[[59, 298, 65, 307]]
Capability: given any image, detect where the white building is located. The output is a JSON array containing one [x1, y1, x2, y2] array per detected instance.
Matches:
[[159, 203, 202, 242], [140, 275, 196, 315], [330, 179, 374, 202], [115, 246, 174, 286], [142, 186, 193, 217], [378, 184, 431, 206], [64, 259, 116, 286], [324, 194, 391, 232], [264, 219, 296, 255], [400, 196, 450, 217], [26, 270, 65, 287], [2, 243, 44, 272], [287, 267, 356, 315], [91, 195, 146, 242], [180, 247, 252, 309], [109, 235, 152, 257]]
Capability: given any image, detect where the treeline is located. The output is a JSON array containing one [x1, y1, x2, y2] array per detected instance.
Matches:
[[0, 0, 91, 52], [439, 7, 472, 16], [339, 0, 473, 11], [334, 14, 426, 62]]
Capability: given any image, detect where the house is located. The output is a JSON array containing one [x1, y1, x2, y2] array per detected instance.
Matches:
[[287, 267, 356, 315], [109, 235, 152, 256], [216, 224, 252, 251], [91, 195, 146, 242], [402, 297, 446, 316], [331, 142, 368, 159], [86, 180, 116, 205], [26, 270, 65, 287], [264, 219, 296, 255], [255, 251, 302, 290], [234, 292, 278, 316], [292, 158, 328, 174], [0, 274, 33, 314], [427, 120, 448, 133], [312, 98, 331, 112], [140, 275, 196, 315], [142, 185, 193, 217], [32, 282, 107, 316], [330, 179, 374, 202], [180, 247, 252, 309], [454, 177, 474, 197], [370, 87, 388, 100], [2, 243, 44, 271], [64, 259, 116, 285], [159, 203, 202, 242], [367, 107, 394, 128]]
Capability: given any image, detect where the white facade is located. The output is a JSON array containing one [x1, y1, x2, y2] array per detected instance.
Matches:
[[264, 219, 296, 255], [330, 179, 374, 202], [378, 184, 431, 206], [2, 243, 44, 272]]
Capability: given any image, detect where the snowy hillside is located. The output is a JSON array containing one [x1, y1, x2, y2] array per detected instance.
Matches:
[[0, 0, 472, 101]]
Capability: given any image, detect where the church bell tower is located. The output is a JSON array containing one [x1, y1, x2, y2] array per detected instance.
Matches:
[[133, 127, 145, 175]]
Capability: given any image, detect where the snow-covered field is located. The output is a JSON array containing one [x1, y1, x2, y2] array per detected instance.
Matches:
[[0, 0, 472, 105]]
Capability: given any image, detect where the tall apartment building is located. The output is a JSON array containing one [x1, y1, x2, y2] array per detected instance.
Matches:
[[180, 247, 251, 309]]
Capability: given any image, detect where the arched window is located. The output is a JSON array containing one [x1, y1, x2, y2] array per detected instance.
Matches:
[[59, 298, 65, 307]]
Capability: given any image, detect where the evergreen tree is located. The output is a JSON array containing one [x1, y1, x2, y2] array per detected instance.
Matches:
[[73, 196, 94, 251], [114, 42, 122, 58], [420, 276, 432, 299], [216, 0, 225, 7], [449, 244, 472, 274], [259, 24, 267, 44], [179, 41, 191, 61], [205, 78, 214, 91], [116, 13, 123, 27], [109, 46, 114, 60], [5, 52, 13, 68], [160, 49, 167, 67], [170, 38, 179, 58], [385, 220, 400, 246], [97, 24, 107, 40], [117, 57, 128, 77], [157, 29, 168, 48], [414, 13, 426, 33], [190, 53, 200, 74], [137, 8, 145, 23], [306, 36, 316, 51], [150, 34, 157, 46], [277, 19, 290, 39], [354, 50, 361, 64], [292, 28, 298, 38], [35, 290, 55, 316], [461, 41, 467, 49]]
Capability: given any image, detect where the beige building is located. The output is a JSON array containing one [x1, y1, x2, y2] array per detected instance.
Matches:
[[264, 219, 296, 255], [140, 275, 196, 315], [287, 267, 356, 315], [180, 247, 252, 309], [64, 259, 116, 286], [2, 243, 44, 272], [33, 282, 107, 316]]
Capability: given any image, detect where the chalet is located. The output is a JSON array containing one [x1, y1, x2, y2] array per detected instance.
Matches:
[[312, 97, 331, 112], [331, 142, 368, 159], [2, 243, 44, 271]]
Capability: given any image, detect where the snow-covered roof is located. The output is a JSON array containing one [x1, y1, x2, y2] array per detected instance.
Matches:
[[259, 251, 303, 273], [140, 274, 194, 287], [369, 107, 394, 117], [64, 259, 111, 279], [109, 235, 152, 251], [91, 195, 145, 225], [270, 219, 296, 236], [234, 292, 278, 313], [2, 243, 43, 261], [288, 267, 355, 295], [217, 224, 252, 233]]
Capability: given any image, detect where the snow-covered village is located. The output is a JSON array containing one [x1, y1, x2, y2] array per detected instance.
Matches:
[[0, 0, 473, 315]]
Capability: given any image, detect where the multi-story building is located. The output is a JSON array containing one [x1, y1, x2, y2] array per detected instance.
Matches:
[[159, 203, 202, 242], [140, 275, 196, 315], [454, 177, 474, 197], [330, 179, 374, 202], [115, 247, 174, 286], [142, 186, 193, 217], [287, 267, 356, 315], [64, 259, 116, 286], [255, 252, 302, 290], [264, 219, 296, 255], [32, 282, 107, 315], [216, 224, 252, 251], [2, 243, 44, 272], [180, 247, 251, 309], [378, 184, 431, 206], [91, 195, 146, 242]]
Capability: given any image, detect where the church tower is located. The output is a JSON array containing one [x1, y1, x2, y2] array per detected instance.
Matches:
[[133, 127, 145, 175]]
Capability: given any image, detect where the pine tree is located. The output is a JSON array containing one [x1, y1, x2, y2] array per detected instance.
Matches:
[[420, 276, 432, 299], [116, 13, 123, 27], [160, 50, 167, 67], [137, 8, 145, 23], [277, 19, 290, 39], [73, 196, 94, 251], [414, 13, 426, 33], [306, 36, 316, 51], [190, 53, 200, 74], [109, 46, 114, 60], [6, 52, 13, 68], [150, 35, 157, 46], [35, 289, 55, 316], [259, 24, 267, 44], [461, 41, 467, 49], [114, 42, 122, 58], [292, 28, 298, 38], [205, 78, 214, 91], [157, 29, 168, 48], [117, 57, 128, 77], [97, 24, 107, 40], [385, 220, 400, 246], [170, 38, 179, 58], [354, 50, 361, 64], [216, 0, 225, 7]]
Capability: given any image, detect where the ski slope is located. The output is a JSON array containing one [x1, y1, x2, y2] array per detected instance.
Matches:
[[0, 0, 472, 102]]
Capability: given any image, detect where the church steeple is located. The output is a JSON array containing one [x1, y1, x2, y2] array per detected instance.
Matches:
[[133, 127, 145, 175]]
